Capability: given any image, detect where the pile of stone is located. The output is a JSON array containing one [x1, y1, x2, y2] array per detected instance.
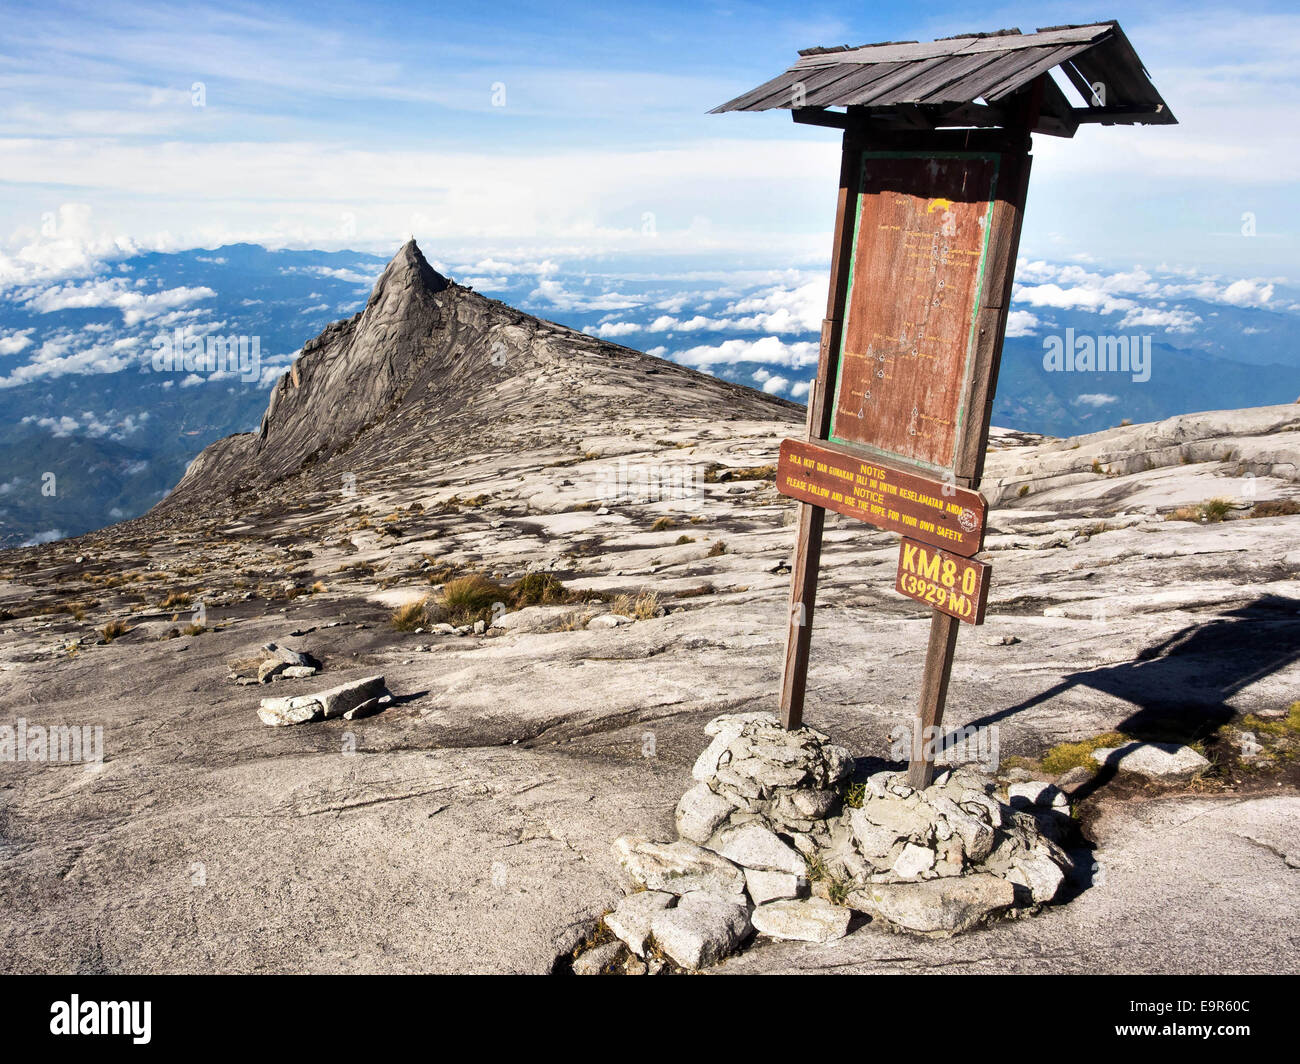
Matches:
[[581, 712, 1075, 973], [257, 674, 390, 726], [228, 642, 320, 685]]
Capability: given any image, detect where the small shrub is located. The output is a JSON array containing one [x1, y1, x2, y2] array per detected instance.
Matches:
[[100, 619, 130, 642], [707, 540, 728, 557], [674, 534, 695, 545], [1249, 499, 1300, 518], [651, 517, 676, 532], [160, 590, 191, 608], [1017, 484, 1030, 498], [441, 574, 506, 626], [1166, 497, 1234, 524], [391, 597, 443, 631], [508, 572, 567, 607]]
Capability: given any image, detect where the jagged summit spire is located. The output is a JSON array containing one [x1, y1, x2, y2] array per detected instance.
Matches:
[[370, 238, 451, 303]]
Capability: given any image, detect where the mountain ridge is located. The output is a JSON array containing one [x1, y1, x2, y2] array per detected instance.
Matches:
[[167, 239, 800, 510]]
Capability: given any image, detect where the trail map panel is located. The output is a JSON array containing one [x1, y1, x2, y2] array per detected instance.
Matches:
[[829, 151, 1000, 474], [777, 438, 986, 556]]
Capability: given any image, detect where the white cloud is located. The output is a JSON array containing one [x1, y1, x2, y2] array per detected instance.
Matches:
[[1005, 310, 1039, 338], [23, 277, 215, 325], [761, 376, 790, 395], [1074, 394, 1118, 407], [0, 328, 34, 355], [668, 336, 818, 370]]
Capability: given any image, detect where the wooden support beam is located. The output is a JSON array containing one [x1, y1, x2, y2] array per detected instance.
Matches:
[[792, 107, 848, 129], [779, 136, 859, 731]]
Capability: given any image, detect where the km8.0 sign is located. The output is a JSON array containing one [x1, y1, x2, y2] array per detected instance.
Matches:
[[895, 538, 990, 625]]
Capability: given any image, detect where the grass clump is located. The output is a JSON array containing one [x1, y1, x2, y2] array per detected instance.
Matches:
[[843, 781, 865, 809], [1017, 484, 1031, 498], [1166, 497, 1234, 524], [650, 517, 676, 532], [508, 572, 567, 607], [707, 540, 728, 557], [1240, 702, 1300, 739], [391, 597, 443, 631], [1249, 499, 1300, 518], [100, 619, 130, 642], [1039, 730, 1131, 776], [160, 590, 191, 608], [674, 534, 695, 545], [611, 590, 661, 620], [441, 574, 506, 626]]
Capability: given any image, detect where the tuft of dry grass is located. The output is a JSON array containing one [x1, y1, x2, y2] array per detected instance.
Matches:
[[160, 590, 191, 609], [100, 619, 131, 642], [1248, 498, 1300, 519], [1166, 497, 1234, 524], [391, 597, 443, 631], [650, 517, 676, 532], [707, 540, 728, 557], [611, 590, 661, 620]]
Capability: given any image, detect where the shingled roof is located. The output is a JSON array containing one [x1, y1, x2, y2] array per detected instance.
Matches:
[[711, 21, 1174, 137]]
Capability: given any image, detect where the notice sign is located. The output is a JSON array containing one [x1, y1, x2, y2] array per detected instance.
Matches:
[[895, 538, 991, 625], [777, 437, 986, 556], [829, 151, 999, 474]]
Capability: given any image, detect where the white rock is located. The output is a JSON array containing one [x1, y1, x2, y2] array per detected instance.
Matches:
[[847, 874, 1016, 936], [1091, 742, 1209, 780], [1009, 851, 1067, 904], [744, 868, 803, 905], [891, 842, 936, 879], [649, 893, 750, 970], [281, 665, 317, 679], [257, 674, 387, 726], [611, 837, 745, 897], [706, 824, 805, 876], [1008, 781, 1068, 809], [572, 940, 623, 976], [675, 783, 733, 844], [751, 898, 851, 943], [603, 890, 674, 956]]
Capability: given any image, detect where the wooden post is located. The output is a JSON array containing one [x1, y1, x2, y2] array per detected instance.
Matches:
[[779, 133, 861, 730]]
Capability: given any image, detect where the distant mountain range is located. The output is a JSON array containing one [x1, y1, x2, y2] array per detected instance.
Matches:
[[1, 242, 1296, 546]]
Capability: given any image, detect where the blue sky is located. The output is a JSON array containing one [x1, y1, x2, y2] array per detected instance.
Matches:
[[0, 0, 1296, 281]]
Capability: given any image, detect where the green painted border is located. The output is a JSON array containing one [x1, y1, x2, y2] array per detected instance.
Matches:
[[828, 149, 1001, 475]]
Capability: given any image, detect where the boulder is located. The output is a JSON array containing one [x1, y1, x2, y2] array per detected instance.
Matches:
[[603, 890, 674, 956], [572, 940, 624, 976], [847, 874, 1016, 936], [675, 783, 733, 844], [257, 675, 387, 726], [744, 868, 803, 905], [611, 837, 745, 898], [1091, 742, 1209, 781], [751, 898, 851, 943], [891, 842, 936, 879], [1007, 781, 1068, 809], [706, 824, 805, 876], [649, 893, 750, 970]]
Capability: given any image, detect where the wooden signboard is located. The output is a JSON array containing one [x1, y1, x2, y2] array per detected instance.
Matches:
[[829, 152, 1000, 475], [777, 438, 985, 556], [895, 539, 991, 625], [778, 122, 1034, 789]]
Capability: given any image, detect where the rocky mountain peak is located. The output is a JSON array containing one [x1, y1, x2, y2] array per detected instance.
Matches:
[[366, 238, 452, 317], [165, 240, 796, 506]]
